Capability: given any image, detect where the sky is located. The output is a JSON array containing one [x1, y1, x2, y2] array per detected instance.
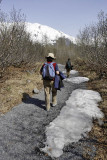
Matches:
[[41, 69, 104, 158], [0, 0, 107, 37]]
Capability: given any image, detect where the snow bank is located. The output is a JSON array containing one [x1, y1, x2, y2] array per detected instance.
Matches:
[[41, 89, 104, 158], [62, 70, 78, 75], [64, 76, 89, 83]]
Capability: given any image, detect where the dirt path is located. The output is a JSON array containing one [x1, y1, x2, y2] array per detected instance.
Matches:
[[0, 66, 98, 160]]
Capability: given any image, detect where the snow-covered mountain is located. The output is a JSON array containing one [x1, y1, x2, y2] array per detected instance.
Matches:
[[25, 22, 75, 44]]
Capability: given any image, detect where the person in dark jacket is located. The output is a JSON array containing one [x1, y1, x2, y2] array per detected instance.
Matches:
[[65, 58, 73, 78], [40, 53, 59, 111]]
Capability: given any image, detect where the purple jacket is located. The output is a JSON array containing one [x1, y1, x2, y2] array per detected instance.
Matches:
[[54, 71, 66, 90]]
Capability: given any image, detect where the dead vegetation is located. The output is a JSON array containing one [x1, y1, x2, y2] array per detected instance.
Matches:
[[74, 59, 107, 160], [0, 62, 43, 114]]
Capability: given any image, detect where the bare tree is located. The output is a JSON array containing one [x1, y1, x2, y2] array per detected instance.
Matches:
[[76, 10, 107, 70]]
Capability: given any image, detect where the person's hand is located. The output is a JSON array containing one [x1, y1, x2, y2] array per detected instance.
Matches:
[[56, 71, 59, 75]]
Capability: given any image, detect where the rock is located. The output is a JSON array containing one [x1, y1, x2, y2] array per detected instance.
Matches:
[[27, 80, 31, 83], [33, 88, 39, 94]]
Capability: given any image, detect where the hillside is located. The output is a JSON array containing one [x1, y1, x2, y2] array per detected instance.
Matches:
[[0, 22, 75, 45], [24, 22, 75, 44]]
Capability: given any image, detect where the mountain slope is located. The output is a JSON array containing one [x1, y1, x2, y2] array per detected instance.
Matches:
[[25, 22, 75, 44]]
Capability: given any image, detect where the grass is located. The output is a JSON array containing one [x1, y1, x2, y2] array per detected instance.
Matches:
[[0, 62, 43, 114], [74, 59, 107, 160]]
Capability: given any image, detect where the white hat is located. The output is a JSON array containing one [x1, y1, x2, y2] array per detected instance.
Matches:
[[46, 53, 56, 59]]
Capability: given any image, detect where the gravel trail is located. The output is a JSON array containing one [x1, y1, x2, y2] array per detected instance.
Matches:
[[0, 65, 95, 160]]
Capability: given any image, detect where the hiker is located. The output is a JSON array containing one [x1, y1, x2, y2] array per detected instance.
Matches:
[[40, 53, 59, 111], [65, 58, 73, 78]]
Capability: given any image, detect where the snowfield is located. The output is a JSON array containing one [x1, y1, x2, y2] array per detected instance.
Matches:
[[24, 22, 76, 44], [0, 22, 75, 44]]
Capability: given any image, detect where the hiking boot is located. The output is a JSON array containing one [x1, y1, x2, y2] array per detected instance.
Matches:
[[52, 103, 57, 107]]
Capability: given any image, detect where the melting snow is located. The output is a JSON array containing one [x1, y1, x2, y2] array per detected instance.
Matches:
[[64, 76, 89, 83], [62, 70, 78, 75], [41, 77, 104, 158]]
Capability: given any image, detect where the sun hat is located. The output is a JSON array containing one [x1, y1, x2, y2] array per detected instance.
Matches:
[[45, 53, 56, 59]]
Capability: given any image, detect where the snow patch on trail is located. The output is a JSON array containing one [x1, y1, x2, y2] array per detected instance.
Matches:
[[62, 70, 78, 75], [64, 77, 89, 83], [41, 89, 104, 158]]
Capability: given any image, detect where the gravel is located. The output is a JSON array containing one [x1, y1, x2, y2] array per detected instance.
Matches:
[[0, 66, 96, 160]]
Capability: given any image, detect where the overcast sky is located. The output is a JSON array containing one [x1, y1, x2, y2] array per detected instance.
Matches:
[[0, 0, 107, 37]]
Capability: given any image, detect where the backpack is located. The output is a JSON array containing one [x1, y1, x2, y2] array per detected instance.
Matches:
[[42, 62, 55, 80], [66, 61, 71, 69]]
